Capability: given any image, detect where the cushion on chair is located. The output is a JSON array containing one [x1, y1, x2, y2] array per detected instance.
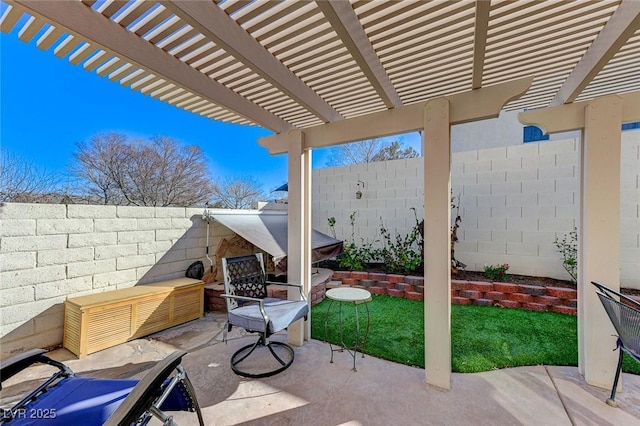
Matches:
[[228, 298, 309, 334]]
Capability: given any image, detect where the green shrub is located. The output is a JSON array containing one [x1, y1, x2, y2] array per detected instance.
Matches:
[[329, 212, 379, 271], [484, 263, 510, 282], [554, 227, 577, 283], [379, 219, 422, 275], [337, 241, 379, 271]]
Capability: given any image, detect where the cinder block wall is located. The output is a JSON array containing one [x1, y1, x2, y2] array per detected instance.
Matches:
[[0, 204, 233, 358], [312, 131, 640, 289]]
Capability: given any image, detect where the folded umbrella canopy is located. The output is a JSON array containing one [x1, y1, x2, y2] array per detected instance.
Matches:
[[207, 211, 343, 274]]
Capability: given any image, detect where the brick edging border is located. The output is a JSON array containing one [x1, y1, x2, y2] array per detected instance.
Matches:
[[202, 270, 640, 316], [332, 271, 579, 315]]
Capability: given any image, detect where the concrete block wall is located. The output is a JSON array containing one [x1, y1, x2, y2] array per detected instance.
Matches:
[[0, 204, 234, 358], [312, 130, 640, 289], [313, 158, 424, 249], [453, 138, 580, 279], [621, 132, 640, 287]]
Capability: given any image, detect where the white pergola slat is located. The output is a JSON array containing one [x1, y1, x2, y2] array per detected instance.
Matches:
[[3, 0, 636, 131], [161, 0, 341, 124], [2, 0, 640, 392], [551, 0, 640, 106], [7, 0, 291, 132]]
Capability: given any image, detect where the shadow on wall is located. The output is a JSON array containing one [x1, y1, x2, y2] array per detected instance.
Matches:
[[1, 304, 64, 359], [1, 212, 234, 359], [137, 214, 215, 284]]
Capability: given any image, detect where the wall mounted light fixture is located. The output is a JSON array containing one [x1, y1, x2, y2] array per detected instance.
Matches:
[[356, 180, 365, 199]]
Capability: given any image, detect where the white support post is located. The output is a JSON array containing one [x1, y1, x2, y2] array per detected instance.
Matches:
[[423, 98, 452, 390], [304, 148, 312, 341], [287, 130, 312, 346], [579, 96, 622, 387]]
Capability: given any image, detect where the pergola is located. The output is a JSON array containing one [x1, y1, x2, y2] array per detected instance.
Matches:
[[2, 0, 639, 390]]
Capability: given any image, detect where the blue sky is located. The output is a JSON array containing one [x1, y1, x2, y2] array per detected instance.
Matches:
[[0, 29, 420, 195]]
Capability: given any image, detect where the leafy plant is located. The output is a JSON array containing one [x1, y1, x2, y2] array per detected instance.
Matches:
[[329, 200, 464, 276], [554, 227, 577, 283], [327, 217, 336, 238], [484, 263, 510, 282], [451, 193, 466, 273], [410, 207, 424, 258], [412, 194, 466, 274], [379, 218, 422, 275], [329, 212, 379, 271]]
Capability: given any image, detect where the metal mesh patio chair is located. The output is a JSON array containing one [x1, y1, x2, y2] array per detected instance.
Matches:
[[0, 349, 204, 425], [221, 253, 309, 378], [592, 281, 640, 407]]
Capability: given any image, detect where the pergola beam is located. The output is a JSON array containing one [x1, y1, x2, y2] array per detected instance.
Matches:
[[12, 0, 291, 133], [550, 0, 640, 106], [519, 91, 640, 133], [471, 0, 491, 89], [259, 76, 533, 154], [316, 0, 402, 109], [162, 0, 342, 124]]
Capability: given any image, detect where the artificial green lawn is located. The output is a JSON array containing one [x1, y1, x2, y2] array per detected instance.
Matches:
[[310, 294, 640, 374]]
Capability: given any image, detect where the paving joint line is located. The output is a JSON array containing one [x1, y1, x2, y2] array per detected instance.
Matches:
[[545, 365, 576, 426]]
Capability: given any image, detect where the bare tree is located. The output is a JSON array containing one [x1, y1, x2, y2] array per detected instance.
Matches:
[[72, 133, 128, 205], [0, 149, 59, 202], [210, 176, 264, 209], [325, 139, 418, 166], [72, 133, 214, 206], [372, 141, 419, 162]]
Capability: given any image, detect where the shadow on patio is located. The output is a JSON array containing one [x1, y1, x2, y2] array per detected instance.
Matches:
[[2, 313, 638, 426]]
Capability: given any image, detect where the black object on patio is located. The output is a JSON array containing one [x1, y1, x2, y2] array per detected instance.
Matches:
[[592, 281, 640, 407]]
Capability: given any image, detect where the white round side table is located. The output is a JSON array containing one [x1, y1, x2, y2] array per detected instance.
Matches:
[[324, 287, 372, 372]]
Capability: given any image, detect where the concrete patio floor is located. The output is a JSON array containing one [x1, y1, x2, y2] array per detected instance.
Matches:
[[2, 312, 639, 425]]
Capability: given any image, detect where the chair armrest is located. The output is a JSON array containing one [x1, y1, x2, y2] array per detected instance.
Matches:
[[221, 294, 269, 328], [1, 349, 48, 388], [592, 281, 640, 311], [1, 350, 73, 419], [0, 349, 71, 391], [265, 281, 307, 301]]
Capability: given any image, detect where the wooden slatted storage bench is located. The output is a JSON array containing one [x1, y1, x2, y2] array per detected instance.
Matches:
[[64, 278, 204, 358]]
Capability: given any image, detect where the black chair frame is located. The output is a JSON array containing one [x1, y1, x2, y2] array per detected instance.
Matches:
[[592, 281, 640, 407]]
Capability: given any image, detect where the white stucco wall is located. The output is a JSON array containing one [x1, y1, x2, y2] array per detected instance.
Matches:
[[0, 204, 234, 358], [312, 130, 640, 289]]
